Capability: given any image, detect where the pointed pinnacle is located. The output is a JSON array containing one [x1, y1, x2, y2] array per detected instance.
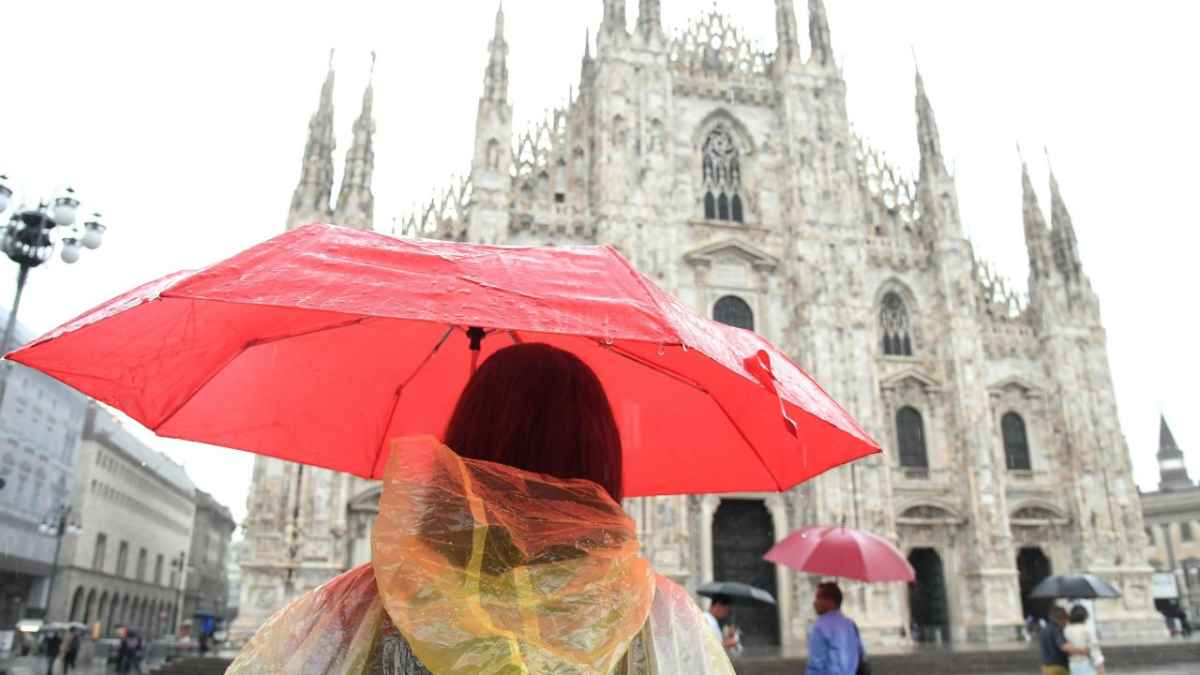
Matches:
[[585, 27, 592, 58], [328, 48, 335, 70], [369, 51, 377, 78]]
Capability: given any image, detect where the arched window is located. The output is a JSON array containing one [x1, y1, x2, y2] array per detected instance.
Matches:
[[713, 295, 754, 331], [1002, 412, 1032, 471], [896, 407, 929, 469], [702, 124, 744, 223], [880, 292, 914, 356]]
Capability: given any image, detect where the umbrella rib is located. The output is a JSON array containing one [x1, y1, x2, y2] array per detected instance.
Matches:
[[371, 326, 456, 477], [151, 316, 376, 432], [608, 344, 786, 493]]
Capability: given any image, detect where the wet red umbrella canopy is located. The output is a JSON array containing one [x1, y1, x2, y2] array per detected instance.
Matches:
[[765, 526, 915, 583], [6, 224, 880, 497]]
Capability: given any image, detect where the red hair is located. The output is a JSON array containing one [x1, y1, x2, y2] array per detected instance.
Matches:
[[443, 343, 623, 502]]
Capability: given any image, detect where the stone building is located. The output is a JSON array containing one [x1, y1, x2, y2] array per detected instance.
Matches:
[[0, 307, 88, 630], [235, 1, 1164, 649], [182, 490, 235, 636], [1142, 417, 1200, 624], [48, 403, 196, 638]]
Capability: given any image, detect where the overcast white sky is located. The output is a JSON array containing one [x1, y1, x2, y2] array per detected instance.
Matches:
[[3, 1, 1197, 526]]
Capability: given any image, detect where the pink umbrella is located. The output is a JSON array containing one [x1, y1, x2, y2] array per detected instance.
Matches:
[[764, 526, 915, 583]]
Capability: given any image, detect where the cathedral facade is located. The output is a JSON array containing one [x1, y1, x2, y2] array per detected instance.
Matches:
[[233, 0, 1164, 650]]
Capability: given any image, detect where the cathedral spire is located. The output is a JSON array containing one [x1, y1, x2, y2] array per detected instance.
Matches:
[[775, 0, 801, 65], [581, 29, 596, 82], [286, 50, 337, 230], [334, 52, 376, 231], [1157, 415, 1194, 491], [808, 0, 834, 66], [915, 65, 947, 181], [636, 0, 662, 39], [1020, 154, 1053, 281], [1046, 152, 1084, 282], [603, 0, 627, 34], [483, 2, 508, 103]]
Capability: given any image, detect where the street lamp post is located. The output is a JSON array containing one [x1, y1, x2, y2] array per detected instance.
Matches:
[[0, 175, 107, 357], [38, 503, 82, 621], [171, 551, 188, 636]]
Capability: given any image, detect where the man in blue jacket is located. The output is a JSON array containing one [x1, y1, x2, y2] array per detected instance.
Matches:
[[805, 582, 862, 675]]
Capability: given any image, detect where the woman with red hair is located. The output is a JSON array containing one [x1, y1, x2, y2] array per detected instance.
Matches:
[[229, 343, 732, 674]]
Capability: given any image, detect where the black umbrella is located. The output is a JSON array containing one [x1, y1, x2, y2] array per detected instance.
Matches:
[[697, 581, 777, 606], [1030, 574, 1121, 599]]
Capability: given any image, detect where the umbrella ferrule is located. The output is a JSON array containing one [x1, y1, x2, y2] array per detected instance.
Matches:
[[466, 326, 486, 351]]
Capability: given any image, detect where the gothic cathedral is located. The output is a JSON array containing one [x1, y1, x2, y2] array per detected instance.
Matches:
[[234, 0, 1163, 649]]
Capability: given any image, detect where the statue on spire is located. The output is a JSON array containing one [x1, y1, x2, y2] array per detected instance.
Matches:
[[775, 0, 801, 65], [808, 0, 834, 66]]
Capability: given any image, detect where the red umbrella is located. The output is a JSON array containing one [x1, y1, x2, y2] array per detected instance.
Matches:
[[6, 224, 879, 497], [764, 526, 915, 583]]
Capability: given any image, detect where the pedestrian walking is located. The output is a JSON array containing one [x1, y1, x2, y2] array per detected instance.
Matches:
[[41, 630, 62, 675], [704, 595, 741, 656], [225, 344, 736, 674], [1039, 606, 1090, 675], [129, 631, 144, 674], [1063, 604, 1106, 675], [116, 629, 132, 674], [62, 629, 80, 673], [804, 582, 865, 675]]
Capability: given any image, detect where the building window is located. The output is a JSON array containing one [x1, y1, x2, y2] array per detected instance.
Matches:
[[1002, 412, 1033, 471], [1182, 522, 1195, 542], [93, 534, 107, 571], [137, 548, 148, 582], [713, 295, 754, 331], [155, 554, 164, 586], [702, 124, 744, 223], [116, 541, 129, 578], [880, 292, 914, 356], [896, 407, 929, 469]]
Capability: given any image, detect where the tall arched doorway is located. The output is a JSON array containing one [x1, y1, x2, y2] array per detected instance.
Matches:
[[712, 499, 779, 650], [908, 548, 950, 643], [1017, 547, 1053, 620]]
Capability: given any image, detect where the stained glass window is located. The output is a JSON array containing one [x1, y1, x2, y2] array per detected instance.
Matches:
[[1002, 412, 1032, 471], [702, 125, 744, 223], [881, 292, 914, 356]]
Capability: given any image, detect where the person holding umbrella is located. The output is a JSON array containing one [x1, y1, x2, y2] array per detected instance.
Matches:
[[1040, 606, 1091, 675], [804, 582, 864, 675], [226, 344, 737, 674], [1063, 605, 1107, 675], [8, 226, 883, 674], [703, 596, 742, 655]]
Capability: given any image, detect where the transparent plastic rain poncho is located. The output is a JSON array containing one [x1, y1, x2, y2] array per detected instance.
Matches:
[[227, 437, 734, 675]]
